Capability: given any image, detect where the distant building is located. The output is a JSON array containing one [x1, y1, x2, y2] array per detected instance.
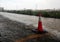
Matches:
[[0, 7, 4, 11]]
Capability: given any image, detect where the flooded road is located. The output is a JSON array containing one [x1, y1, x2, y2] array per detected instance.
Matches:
[[0, 15, 34, 42], [0, 12, 60, 42]]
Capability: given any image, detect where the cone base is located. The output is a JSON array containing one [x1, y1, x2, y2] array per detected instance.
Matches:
[[0, 34, 1, 37], [32, 29, 48, 34]]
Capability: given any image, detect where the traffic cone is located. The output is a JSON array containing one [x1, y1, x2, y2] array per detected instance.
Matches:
[[38, 14, 43, 32], [32, 14, 47, 34]]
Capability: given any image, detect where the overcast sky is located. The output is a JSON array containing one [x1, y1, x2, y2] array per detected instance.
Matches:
[[0, 0, 60, 10]]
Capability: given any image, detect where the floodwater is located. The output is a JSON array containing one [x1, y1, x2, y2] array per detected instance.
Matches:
[[0, 12, 60, 42]]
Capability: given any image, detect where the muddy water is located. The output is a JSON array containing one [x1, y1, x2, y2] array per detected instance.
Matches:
[[42, 17, 60, 31], [0, 15, 34, 42], [0, 15, 60, 42]]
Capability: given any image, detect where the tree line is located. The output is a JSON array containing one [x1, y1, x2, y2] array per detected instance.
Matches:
[[4, 9, 60, 19]]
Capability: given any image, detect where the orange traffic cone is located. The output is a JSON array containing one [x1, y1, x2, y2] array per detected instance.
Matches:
[[32, 14, 47, 34]]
